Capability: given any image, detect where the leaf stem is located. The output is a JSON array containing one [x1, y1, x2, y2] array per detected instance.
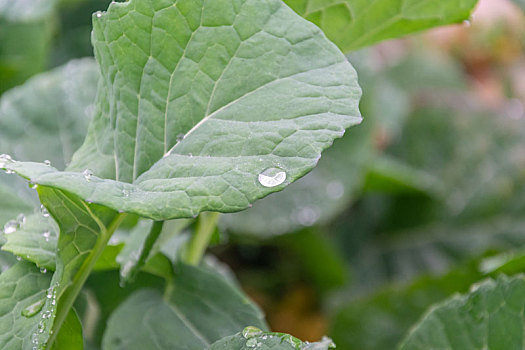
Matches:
[[184, 212, 220, 266], [47, 212, 127, 348]]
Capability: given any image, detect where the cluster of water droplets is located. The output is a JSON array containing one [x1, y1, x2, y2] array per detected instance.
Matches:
[[240, 326, 335, 349], [28, 286, 58, 350]]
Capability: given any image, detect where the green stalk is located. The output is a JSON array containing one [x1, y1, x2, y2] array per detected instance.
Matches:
[[184, 212, 220, 266], [47, 212, 127, 348]]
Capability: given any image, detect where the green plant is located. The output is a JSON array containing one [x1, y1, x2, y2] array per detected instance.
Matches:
[[1, 0, 504, 349]]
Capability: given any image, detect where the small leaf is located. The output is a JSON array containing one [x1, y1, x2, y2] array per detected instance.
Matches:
[[102, 264, 267, 349], [400, 275, 525, 349]]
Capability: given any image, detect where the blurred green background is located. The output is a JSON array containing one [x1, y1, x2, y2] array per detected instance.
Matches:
[[1, 0, 525, 348]]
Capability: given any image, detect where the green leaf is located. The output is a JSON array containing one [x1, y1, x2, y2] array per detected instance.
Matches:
[[284, 0, 478, 52], [31, 186, 125, 349], [102, 264, 267, 349], [0, 58, 98, 169], [210, 328, 335, 349], [0, 58, 98, 226], [52, 309, 83, 350], [0, 0, 58, 92], [117, 220, 164, 284], [331, 262, 483, 350], [3, 0, 361, 221], [2, 213, 58, 271], [399, 275, 525, 350], [0, 261, 52, 350]]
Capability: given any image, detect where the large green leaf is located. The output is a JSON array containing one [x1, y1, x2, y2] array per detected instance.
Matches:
[[0, 0, 58, 92], [102, 264, 267, 349], [210, 328, 335, 349], [399, 275, 525, 350], [0, 58, 98, 228], [284, 0, 478, 52], [0, 261, 52, 350], [2, 0, 361, 221]]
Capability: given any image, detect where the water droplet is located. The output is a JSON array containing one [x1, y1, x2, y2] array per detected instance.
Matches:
[[3, 220, 18, 234], [21, 299, 45, 318], [0, 154, 13, 168], [283, 334, 302, 347], [29, 182, 38, 190], [46, 288, 54, 299], [242, 326, 263, 339], [42, 231, 51, 242], [246, 338, 258, 347], [5, 169, 14, 175], [44, 160, 51, 166], [40, 205, 50, 218], [463, 19, 471, 27], [16, 256, 22, 261], [95, 11, 103, 18], [257, 168, 286, 188], [40, 267, 47, 274], [176, 133, 185, 143], [122, 189, 130, 198], [83, 169, 94, 182], [17, 213, 26, 226]]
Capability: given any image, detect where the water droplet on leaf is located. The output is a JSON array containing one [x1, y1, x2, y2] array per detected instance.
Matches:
[[44, 160, 51, 166], [242, 326, 263, 339], [83, 169, 94, 181], [258, 168, 286, 188], [42, 231, 51, 242], [22, 299, 45, 318], [0, 154, 13, 168], [40, 205, 50, 218], [17, 213, 26, 226], [40, 267, 47, 274], [3, 220, 18, 234]]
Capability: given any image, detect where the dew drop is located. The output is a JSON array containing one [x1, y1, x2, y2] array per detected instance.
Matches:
[[257, 168, 286, 188], [44, 160, 51, 166], [83, 169, 94, 182], [17, 213, 26, 226], [242, 326, 263, 339], [40, 205, 50, 218], [3, 220, 18, 234], [21, 299, 45, 318], [463, 19, 471, 27], [29, 182, 38, 190], [95, 11, 103, 18], [0, 153, 13, 168], [42, 231, 51, 242], [40, 267, 47, 274], [16, 256, 22, 261], [5, 169, 14, 175]]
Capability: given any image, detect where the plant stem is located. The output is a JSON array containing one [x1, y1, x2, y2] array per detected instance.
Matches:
[[184, 212, 220, 266], [47, 212, 127, 348]]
